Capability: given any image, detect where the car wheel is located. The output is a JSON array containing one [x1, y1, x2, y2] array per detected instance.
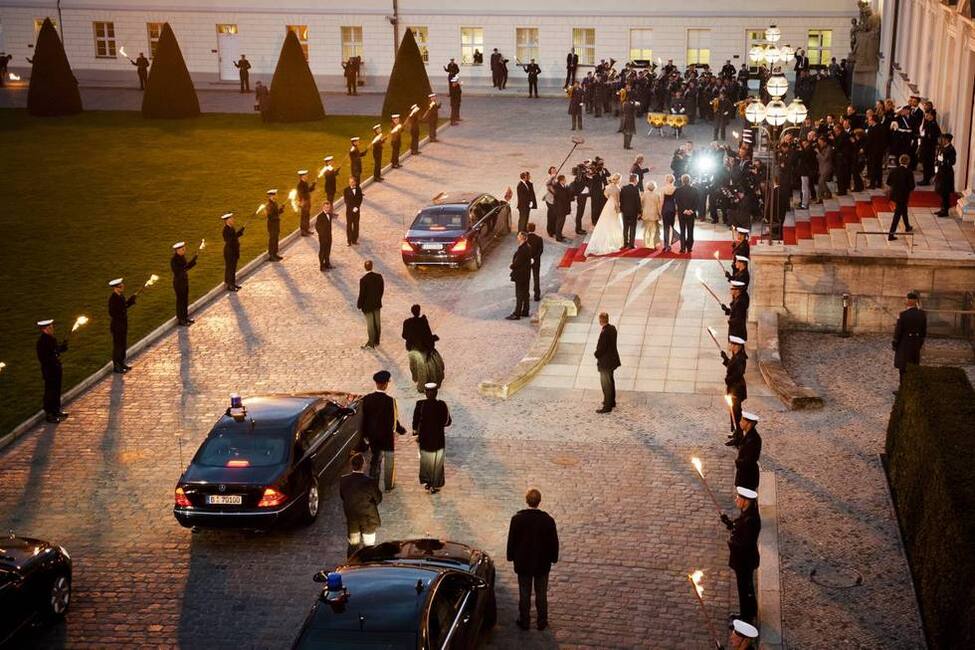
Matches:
[[43, 573, 71, 620], [299, 478, 321, 526], [466, 245, 482, 271]]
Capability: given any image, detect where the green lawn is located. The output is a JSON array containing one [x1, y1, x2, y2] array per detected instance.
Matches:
[[0, 109, 405, 436]]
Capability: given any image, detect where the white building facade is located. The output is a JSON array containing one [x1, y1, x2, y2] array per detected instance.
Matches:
[[0, 0, 856, 89]]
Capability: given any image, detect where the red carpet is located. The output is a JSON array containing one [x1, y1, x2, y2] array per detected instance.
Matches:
[[562, 237, 761, 268]]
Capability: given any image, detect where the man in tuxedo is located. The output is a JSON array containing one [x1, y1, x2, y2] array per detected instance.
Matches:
[[565, 48, 579, 88], [516, 171, 537, 233], [357, 260, 384, 349], [221, 213, 244, 292], [594, 312, 621, 413], [552, 174, 574, 241], [507, 232, 532, 320], [571, 163, 590, 235], [340, 452, 383, 556], [525, 223, 544, 301], [360, 370, 406, 491], [673, 174, 698, 253], [619, 174, 642, 249], [314, 200, 335, 271], [506, 488, 559, 631], [885, 154, 915, 240], [343, 176, 364, 245]]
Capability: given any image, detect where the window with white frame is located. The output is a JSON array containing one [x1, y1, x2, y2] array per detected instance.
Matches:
[[629, 29, 653, 62], [807, 29, 832, 67], [460, 27, 484, 65], [341, 26, 363, 61], [572, 28, 595, 66], [686, 29, 711, 66], [516, 28, 539, 63], [147, 22, 163, 58], [93, 22, 117, 58], [408, 26, 429, 63], [287, 25, 309, 60]]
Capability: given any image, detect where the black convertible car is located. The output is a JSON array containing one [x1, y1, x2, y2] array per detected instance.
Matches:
[[0, 533, 72, 647], [173, 392, 361, 530], [401, 192, 511, 270], [292, 539, 496, 649]]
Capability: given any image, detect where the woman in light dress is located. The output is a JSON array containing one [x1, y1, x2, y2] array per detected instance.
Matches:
[[641, 180, 662, 249], [586, 172, 625, 256]]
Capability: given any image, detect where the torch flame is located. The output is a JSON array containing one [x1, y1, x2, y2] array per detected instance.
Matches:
[[199, 238, 206, 251], [119, 46, 128, 59], [713, 251, 720, 260], [287, 188, 299, 212], [9, 73, 20, 81], [71, 315, 89, 332], [256, 203, 267, 215], [691, 457, 704, 477], [145, 273, 160, 287], [0, 362, 6, 372], [725, 394, 734, 408], [690, 570, 704, 598]]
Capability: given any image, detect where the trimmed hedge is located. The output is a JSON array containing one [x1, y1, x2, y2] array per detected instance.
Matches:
[[27, 17, 82, 116], [265, 30, 325, 122], [142, 23, 199, 119], [886, 365, 975, 650], [381, 28, 432, 120]]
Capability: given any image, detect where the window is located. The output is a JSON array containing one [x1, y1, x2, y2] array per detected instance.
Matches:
[[516, 28, 539, 63], [460, 27, 483, 65], [629, 29, 653, 62], [807, 29, 832, 67], [216, 24, 238, 35], [287, 25, 309, 60], [686, 29, 711, 66], [93, 22, 117, 58], [409, 26, 429, 63], [146, 22, 163, 58], [341, 26, 363, 61], [572, 28, 595, 66]]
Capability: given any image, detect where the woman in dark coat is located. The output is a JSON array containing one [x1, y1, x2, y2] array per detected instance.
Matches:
[[412, 383, 452, 493]]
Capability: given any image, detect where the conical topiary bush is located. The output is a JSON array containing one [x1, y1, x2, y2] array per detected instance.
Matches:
[[142, 23, 199, 118], [27, 17, 82, 116], [265, 30, 325, 122], [381, 28, 433, 120]]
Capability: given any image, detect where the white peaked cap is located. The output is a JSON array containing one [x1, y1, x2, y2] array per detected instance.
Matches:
[[736, 486, 758, 499], [267, 189, 278, 195], [428, 93, 437, 98], [372, 123, 381, 130], [391, 114, 400, 118], [298, 169, 309, 175], [350, 137, 360, 141], [424, 382, 438, 389], [172, 241, 186, 249], [741, 411, 760, 422], [37, 319, 54, 327], [730, 280, 746, 287], [108, 278, 123, 287], [729, 335, 746, 345], [220, 213, 234, 220], [736, 227, 750, 234], [735, 255, 750, 263], [733, 620, 759, 638]]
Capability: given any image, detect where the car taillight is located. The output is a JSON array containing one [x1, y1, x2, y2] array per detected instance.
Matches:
[[450, 238, 467, 253], [174, 487, 191, 508], [257, 488, 287, 508], [400, 240, 414, 252]]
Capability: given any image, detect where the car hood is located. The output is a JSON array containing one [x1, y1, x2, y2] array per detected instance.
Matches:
[[0, 535, 57, 569], [180, 463, 286, 486]]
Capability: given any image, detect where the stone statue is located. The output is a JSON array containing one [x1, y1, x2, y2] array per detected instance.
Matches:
[[851, 2, 882, 73]]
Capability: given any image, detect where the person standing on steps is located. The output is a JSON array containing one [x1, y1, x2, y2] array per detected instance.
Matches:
[[506, 488, 559, 632], [357, 260, 384, 349], [885, 154, 915, 241], [233, 54, 251, 93], [594, 312, 620, 414], [108, 278, 136, 374], [507, 232, 532, 320], [934, 133, 956, 217]]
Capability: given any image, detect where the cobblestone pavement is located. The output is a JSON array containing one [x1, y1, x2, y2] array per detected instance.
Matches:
[[0, 94, 928, 649]]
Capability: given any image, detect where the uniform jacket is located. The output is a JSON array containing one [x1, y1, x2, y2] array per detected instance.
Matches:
[[507, 508, 559, 576], [728, 505, 761, 572], [360, 390, 404, 451], [886, 166, 916, 204], [266, 199, 283, 223], [726, 292, 750, 340], [936, 145, 956, 194], [36, 333, 67, 380], [412, 398, 451, 452], [732, 238, 750, 260], [734, 427, 762, 491], [349, 147, 363, 175], [343, 186, 363, 217], [357, 271, 384, 312], [509, 242, 532, 283], [222, 224, 243, 261], [726, 268, 750, 287], [297, 179, 315, 202], [170, 253, 197, 288], [517, 180, 537, 211], [108, 292, 136, 331], [723, 348, 748, 402], [339, 471, 383, 531], [322, 169, 340, 197], [595, 324, 621, 370], [892, 307, 926, 370], [402, 315, 435, 353]]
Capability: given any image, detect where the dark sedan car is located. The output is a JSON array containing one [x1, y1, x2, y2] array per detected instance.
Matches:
[[401, 192, 511, 270], [0, 533, 72, 648], [173, 392, 361, 530], [292, 539, 497, 649]]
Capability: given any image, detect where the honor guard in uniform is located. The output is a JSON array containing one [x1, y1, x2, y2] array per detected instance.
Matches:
[[131, 52, 150, 90], [315, 200, 335, 271], [422, 93, 441, 142], [370, 124, 386, 182], [523, 59, 541, 98], [728, 620, 760, 649], [297, 170, 316, 236], [36, 319, 69, 423], [934, 133, 956, 217], [720, 486, 761, 624], [221, 213, 244, 292], [722, 335, 748, 443], [321, 156, 340, 205], [732, 227, 750, 259], [722, 281, 749, 341], [264, 189, 284, 261], [408, 104, 422, 155], [108, 278, 136, 373], [726, 255, 750, 287], [171, 241, 198, 326], [389, 115, 403, 168], [892, 291, 927, 386], [233, 54, 251, 93], [349, 137, 364, 184], [734, 412, 762, 490], [448, 76, 462, 125]]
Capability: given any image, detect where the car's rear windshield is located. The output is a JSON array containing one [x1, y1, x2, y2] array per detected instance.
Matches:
[[411, 207, 468, 231], [195, 430, 289, 467]]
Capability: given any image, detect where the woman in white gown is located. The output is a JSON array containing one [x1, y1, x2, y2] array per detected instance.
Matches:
[[586, 173, 625, 256]]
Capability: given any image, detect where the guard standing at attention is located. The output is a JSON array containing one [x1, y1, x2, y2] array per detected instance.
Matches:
[[297, 170, 316, 236], [315, 200, 335, 271], [722, 335, 748, 444], [221, 213, 244, 292], [264, 189, 284, 261], [349, 137, 364, 184], [524, 59, 541, 98], [36, 319, 69, 423], [723, 281, 749, 341], [726, 256, 750, 288], [171, 241, 198, 326], [422, 93, 441, 142], [131, 52, 150, 90], [408, 104, 422, 155], [892, 291, 927, 387], [108, 278, 136, 374], [721, 486, 761, 624], [734, 412, 762, 491], [934, 133, 956, 217], [389, 114, 403, 168], [370, 124, 386, 182], [321, 156, 340, 205], [732, 227, 750, 259], [448, 76, 462, 125]]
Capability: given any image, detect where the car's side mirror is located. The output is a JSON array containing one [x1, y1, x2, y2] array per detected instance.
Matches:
[[471, 577, 488, 590], [313, 570, 329, 583]]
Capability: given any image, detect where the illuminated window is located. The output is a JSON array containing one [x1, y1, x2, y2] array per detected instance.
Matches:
[[147, 23, 163, 58], [409, 26, 429, 63], [287, 25, 309, 60], [516, 28, 539, 64], [460, 27, 483, 65], [572, 28, 595, 66], [629, 29, 653, 62], [93, 22, 117, 58], [216, 24, 238, 35], [686, 29, 711, 66], [341, 26, 363, 61], [807, 29, 832, 67]]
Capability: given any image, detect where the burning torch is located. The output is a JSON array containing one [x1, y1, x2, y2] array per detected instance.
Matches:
[[65, 315, 90, 343], [134, 274, 160, 296], [691, 457, 724, 516], [713, 251, 728, 275], [696, 269, 723, 306], [688, 570, 722, 649]]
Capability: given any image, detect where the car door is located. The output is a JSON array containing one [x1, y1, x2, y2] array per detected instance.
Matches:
[[311, 402, 357, 483], [0, 568, 28, 645], [295, 409, 331, 481], [424, 574, 478, 650], [468, 200, 487, 248]]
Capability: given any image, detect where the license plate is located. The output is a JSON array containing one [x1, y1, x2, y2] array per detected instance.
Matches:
[[207, 494, 243, 505], [421, 243, 442, 250]]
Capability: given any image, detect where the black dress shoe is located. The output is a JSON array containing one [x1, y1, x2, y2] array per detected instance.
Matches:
[[45, 415, 62, 423], [725, 438, 740, 447], [935, 211, 949, 217], [534, 295, 541, 301], [123, 364, 132, 370], [888, 235, 897, 241], [113, 367, 126, 374], [516, 620, 530, 631], [186, 318, 195, 324], [537, 621, 548, 631], [505, 314, 521, 320], [576, 229, 587, 235], [596, 407, 612, 414], [58, 411, 69, 419], [905, 226, 914, 233], [226, 286, 239, 292]]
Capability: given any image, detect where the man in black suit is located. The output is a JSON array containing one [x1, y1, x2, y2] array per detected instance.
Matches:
[[507, 232, 532, 320], [36, 319, 69, 423], [886, 154, 915, 240], [865, 114, 888, 189], [343, 176, 364, 246], [892, 291, 927, 386], [565, 48, 579, 88], [221, 212, 244, 291], [552, 174, 574, 241], [934, 133, 956, 217], [720, 487, 761, 624], [516, 171, 537, 233], [360, 370, 406, 491], [233, 54, 250, 93], [571, 164, 590, 235], [402, 304, 436, 387], [314, 201, 335, 271], [108, 278, 136, 374], [525, 223, 544, 301], [523, 59, 541, 98], [722, 282, 749, 342], [444, 58, 459, 81], [917, 110, 941, 185], [734, 413, 762, 491], [594, 312, 621, 413], [619, 174, 642, 249], [673, 174, 698, 253], [357, 260, 384, 349], [340, 452, 383, 556], [506, 488, 559, 631]]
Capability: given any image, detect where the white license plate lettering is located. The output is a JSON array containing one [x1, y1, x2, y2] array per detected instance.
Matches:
[[207, 495, 243, 505], [422, 244, 442, 250]]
